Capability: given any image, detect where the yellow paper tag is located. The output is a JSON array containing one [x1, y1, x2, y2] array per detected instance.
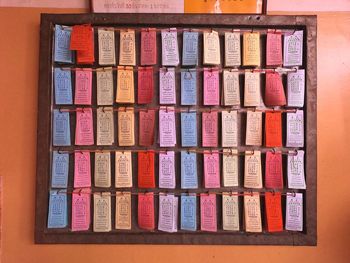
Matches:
[[94, 152, 111, 188], [116, 67, 135, 103], [222, 149, 238, 187], [245, 111, 262, 146], [97, 107, 114, 146], [222, 193, 240, 231], [118, 107, 135, 146], [93, 192, 112, 232], [115, 151, 133, 188], [203, 30, 221, 65], [96, 68, 114, 105], [98, 28, 116, 65], [243, 32, 260, 66], [119, 30, 136, 66], [244, 70, 260, 107], [244, 150, 262, 188], [244, 193, 262, 232], [115, 192, 132, 230]]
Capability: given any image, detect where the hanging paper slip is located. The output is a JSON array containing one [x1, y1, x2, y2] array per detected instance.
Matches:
[[224, 31, 241, 67], [138, 193, 155, 230], [116, 67, 135, 103], [115, 192, 132, 230], [200, 193, 217, 232], [287, 150, 306, 189], [244, 150, 262, 188], [222, 149, 238, 187], [265, 192, 283, 232], [182, 31, 199, 66], [54, 25, 73, 63], [265, 72, 286, 106], [203, 68, 220, 106], [161, 29, 179, 66], [139, 110, 155, 146], [266, 30, 282, 66], [287, 69, 305, 107], [223, 70, 240, 106], [138, 66, 154, 104], [202, 111, 218, 147], [245, 111, 262, 146], [243, 32, 260, 66], [47, 190, 67, 228], [74, 151, 91, 188], [76, 27, 94, 64], [141, 28, 157, 65], [93, 193, 112, 232], [159, 68, 176, 104], [51, 151, 69, 188], [203, 30, 220, 65], [97, 107, 114, 146], [244, 193, 262, 232], [75, 108, 94, 146], [180, 194, 197, 231], [70, 24, 92, 51], [94, 152, 111, 188], [115, 151, 133, 188], [98, 28, 116, 65], [283, 30, 303, 67], [119, 30, 136, 66], [244, 70, 260, 107], [286, 193, 303, 231], [159, 107, 176, 147], [221, 110, 238, 147], [286, 110, 304, 147], [138, 151, 155, 188], [180, 151, 198, 189], [203, 150, 220, 189], [54, 68, 72, 105], [72, 188, 91, 231], [75, 69, 92, 105], [96, 68, 114, 105], [53, 110, 71, 146], [265, 151, 283, 189], [222, 193, 239, 231], [118, 107, 135, 146], [265, 111, 282, 147], [181, 112, 197, 147], [181, 70, 197, 105], [158, 193, 178, 233], [159, 151, 176, 189]]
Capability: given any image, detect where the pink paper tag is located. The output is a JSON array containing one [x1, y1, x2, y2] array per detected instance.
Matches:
[[72, 188, 91, 231], [159, 107, 176, 147], [202, 111, 218, 147], [203, 68, 220, 105], [74, 69, 92, 105], [200, 193, 217, 232], [203, 151, 220, 188], [74, 151, 91, 188], [75, 108, 94, 145]]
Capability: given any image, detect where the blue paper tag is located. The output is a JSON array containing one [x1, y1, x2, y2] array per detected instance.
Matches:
[[181, 112, 197, 147], [54, 68, 73, 105], [181, 70, 197, 105], [180, 194, 197, 231], [47, 190, 68, 228], [181, 151, 198, 189], [51, 151, 69, 188], [54, 25, 73, 63], [53, 109, 71, 146], [182, 31, 198, 66]]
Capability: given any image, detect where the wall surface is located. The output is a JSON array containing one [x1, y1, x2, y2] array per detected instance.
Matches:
[[0, 7, 350, 263]]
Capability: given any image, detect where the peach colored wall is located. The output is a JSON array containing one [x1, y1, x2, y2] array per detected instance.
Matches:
[[0, 7, 350, 263]]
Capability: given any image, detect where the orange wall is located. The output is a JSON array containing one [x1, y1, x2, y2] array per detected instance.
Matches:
[[0, 7, 350, 263]]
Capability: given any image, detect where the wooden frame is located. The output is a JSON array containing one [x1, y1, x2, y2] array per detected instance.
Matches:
[[35, 14, 317, 245]]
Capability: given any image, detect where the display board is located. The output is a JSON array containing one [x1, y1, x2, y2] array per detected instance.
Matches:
[[35, 14, 317, 245]]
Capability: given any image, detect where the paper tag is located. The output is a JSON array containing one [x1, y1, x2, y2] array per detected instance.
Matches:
[[283, 30, 303, 67], [70, 24, 92, 51], [265, 192, 283, 232], [97, 107, 114, 146], [222, 193, 239, 231], [203, 68, 220, 105], [53, 110, 71, 146], [202, 111, 218, 147], [287, 150, 306, 189], [116, 67, 135, 103], [180, 194, 197, 231], [115, 192, 132, 230], [158, 194, 178, 233], [180, 151, 198, 189], [119, 30, 136, 66], [286, 193, 303, 231], [94, 152, 111, 188], [265, 72, 286, 106], [203, 151, 220, 189], [96, 68, 114, 105], [159, 151, 176, 189], [47, 190, 67, 228], [224, 32, 241, 67], [221, 110, 238, 147], [244, 70, 260, 107], [244, 150, 262, 188], [75, 69, 92, 105], [54, 68, 72, 105], [203, 30, 221, 65], [54, 25, 73, 63], [200, 193, 217, 232], [51, 151, 69, 188], [76, 28, 94, 64], [223, 70, 240, 106], [161, 29, 179, 66], [138, 193, 155, 230], [243, 32, 260, 66], [265, 111, 282, 147], [181, 112, 197, 147], [159, 68, 176, 104], [265, 151, 283, 189], [222, 149, 238, 187], [115, 151, 133, 188], [181, 70, 197, 105], [74, 151, 91, 188], [139, 110, 155, 146], [138, 66, 154, 104], [141, 28, 157, 65], [182, 31, 199, 66], [138, 151, 155, 188], [286, 110, 304, 147], [72, 188, 91, 231], [75, 108, 94, 145], [93, 193, 112, 232], [118, 107, 135, 146], [98, 28, 116, 65], [245, 111, 262, 146], [159, 107, 176, 147], [244, 193, 262, 232], [287, 69, 305, 107], [266, 30, 282, 66]]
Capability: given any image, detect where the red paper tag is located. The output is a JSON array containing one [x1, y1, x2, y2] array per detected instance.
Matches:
[[265, 151, 283, 189], [138, 66, 154, 104], [265, 111, 282, 147], [77, 28, 95, 64], [138, 151, 155, 188], [265, 192, 283, 232], [138, 193, 155, 230], [265, 72, 286, 106], [266, 30, 282, 66], [141, 29, 157, 65], [70, 24, 92, 51], [139, 110, 155, 146]]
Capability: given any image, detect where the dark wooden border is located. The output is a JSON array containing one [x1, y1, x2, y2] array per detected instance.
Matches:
[[35, 14, 317, 245]]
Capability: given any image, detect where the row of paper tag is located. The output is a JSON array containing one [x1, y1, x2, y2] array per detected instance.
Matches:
[[54, 66, 305, 107], [53, 107, 304, 148], [54, 24, 303, 67], [52, 149, 306, 190], [48, 190, 303, 233]]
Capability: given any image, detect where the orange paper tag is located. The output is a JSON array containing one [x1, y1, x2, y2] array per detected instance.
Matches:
[[265, 112, 282, 147], [265, 192, 283, 232], [76, 29, 95, 64], [70, 24, 92, 51]]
